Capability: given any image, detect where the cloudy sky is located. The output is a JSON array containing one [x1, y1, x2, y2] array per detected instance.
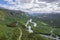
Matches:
[[0, 0, 60, 13]]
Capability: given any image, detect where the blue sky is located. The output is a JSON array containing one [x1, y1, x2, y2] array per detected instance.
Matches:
[[0, 0, 60, 13], [0, 0, 7, 4]]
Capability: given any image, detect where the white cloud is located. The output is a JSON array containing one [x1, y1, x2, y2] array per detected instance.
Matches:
[[0, 0, 60, 13], [4, 0, 16, 4]]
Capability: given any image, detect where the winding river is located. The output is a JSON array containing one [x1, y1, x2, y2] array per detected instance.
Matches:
[[25, 19, 37, 33], [25, 19, 60, 40]]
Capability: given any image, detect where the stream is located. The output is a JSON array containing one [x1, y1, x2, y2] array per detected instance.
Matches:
[[25, 19, 37, 33], [25, 19, 60, 40]]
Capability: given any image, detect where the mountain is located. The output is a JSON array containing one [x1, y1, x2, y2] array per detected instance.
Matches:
[[30, 13, 60, 28], [29, 13, 60, 38], [0, 7, 60, 40], [0, 8, 53, 40]]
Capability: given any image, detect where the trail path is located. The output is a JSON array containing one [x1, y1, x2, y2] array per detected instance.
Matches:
[[18, 28, 22, 40]]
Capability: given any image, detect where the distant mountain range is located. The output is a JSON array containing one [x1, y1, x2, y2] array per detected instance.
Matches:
[[29, 13, 60, 28]]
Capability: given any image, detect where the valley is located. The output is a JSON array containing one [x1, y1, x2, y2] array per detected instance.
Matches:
[[0, 8, 60, 40]]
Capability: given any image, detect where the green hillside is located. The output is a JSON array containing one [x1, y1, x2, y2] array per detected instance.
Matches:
[[0, 9, 60, 40]]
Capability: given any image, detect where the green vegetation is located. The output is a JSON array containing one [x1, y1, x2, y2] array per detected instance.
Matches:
[[0, 9, 29, 40], [31, 16, 60, 37], [0, 8, 59, 40]]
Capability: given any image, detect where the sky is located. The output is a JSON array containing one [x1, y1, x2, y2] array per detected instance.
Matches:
[[0, 0, 60, 13]]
